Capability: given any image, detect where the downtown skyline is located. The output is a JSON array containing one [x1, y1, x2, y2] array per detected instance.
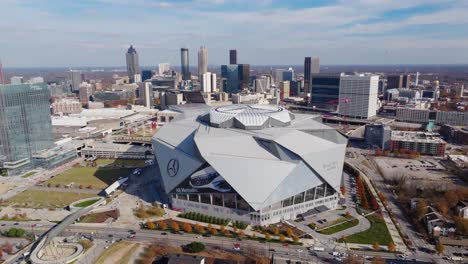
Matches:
[[1, 0, 468, 67]]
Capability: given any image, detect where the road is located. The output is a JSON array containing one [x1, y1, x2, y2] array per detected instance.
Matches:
[[0, 221, 442, 264]]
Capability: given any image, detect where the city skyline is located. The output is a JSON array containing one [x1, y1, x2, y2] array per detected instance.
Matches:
[[1, 0, 468, 67]]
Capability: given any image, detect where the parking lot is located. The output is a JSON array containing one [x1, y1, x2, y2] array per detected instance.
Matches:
[[374, 157, 462, 188]]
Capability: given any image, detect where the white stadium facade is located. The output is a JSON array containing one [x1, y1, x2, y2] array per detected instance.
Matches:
[[152, 104, 348, 225]]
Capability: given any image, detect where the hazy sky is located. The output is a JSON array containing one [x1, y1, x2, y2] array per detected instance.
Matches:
[[1, 0, 468, 67]]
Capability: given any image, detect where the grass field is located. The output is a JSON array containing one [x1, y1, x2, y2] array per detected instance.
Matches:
[[95, 159, 146, 167], [94, 242, 136, 264], [340, 214, 393, 245], [74, 198, 100, 208], [318, 218, 359, 235], [3, 190, 96, 209], [46, 166, 131, 189], [20, 171, 37, 178]]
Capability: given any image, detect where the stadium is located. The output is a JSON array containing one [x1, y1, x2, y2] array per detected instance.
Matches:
[[152, 104, 347, 225]]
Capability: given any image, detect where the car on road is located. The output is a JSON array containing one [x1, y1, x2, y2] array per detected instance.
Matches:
[[203, 233, 211, 237], [233, 244, 241, 251], [0, 224, 5, 226], [310, 252, 317, 256], [161, 232, 167, 235], [108, 234, 114, 238], [296, 249, 303, 253], [127, 235, 135, 239], [269, 249, 276, 252], [14, 222, 19, 225]]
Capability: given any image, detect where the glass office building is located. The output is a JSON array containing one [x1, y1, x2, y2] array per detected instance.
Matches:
[[0, 83, 54, 174], [310, 74, 341, 110], [221, 64, 250, 94]]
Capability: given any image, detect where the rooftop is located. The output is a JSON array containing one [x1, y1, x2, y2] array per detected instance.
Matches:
[[391, 131, 446, 144]]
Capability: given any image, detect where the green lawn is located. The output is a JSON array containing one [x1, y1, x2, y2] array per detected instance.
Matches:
[[340, 214, 393, 245], [95, 159, 146, 167], [46, 166, 131, 189], [74, 198, 100, 208], [318, 218, 359, 235], [3, 190, 97, 209]]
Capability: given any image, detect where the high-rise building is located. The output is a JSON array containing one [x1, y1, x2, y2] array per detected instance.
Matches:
[[229, 49, 237, 64], [69, 70, 82, 92], [339, 75, 379, 119], [275, 68, 294, 84], [198, 46, 208, 79], [279, 81, 290, 100], [0, 83, 54, 173], [311, 57, 320, 74], [141, 70, 152, 82], [402, 74, 411, 89], [158, 63, 171, 76], [310, 73, 341, 110], [79, 82, 94, 105], [126, 45, 140, 83], [415, 72, 419, 86], [387, 75, 403, 89], [239, 64, 250, 90], [28, 77, 44, 84], [202, 72, 217, 93], [181, 48, 190, 81], [10, 76, 23, 85], [221, 64, 250, 93], [304, 57, 311, 95]]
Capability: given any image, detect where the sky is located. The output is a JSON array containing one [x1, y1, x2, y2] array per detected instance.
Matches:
[[1, 0, 468, 67]]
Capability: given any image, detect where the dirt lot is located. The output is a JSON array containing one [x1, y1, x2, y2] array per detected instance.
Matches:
[[79, 209, 119, 223], [374, 156, 463, 189]]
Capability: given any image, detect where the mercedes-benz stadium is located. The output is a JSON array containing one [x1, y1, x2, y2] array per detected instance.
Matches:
[[152, 104, 348, 225]]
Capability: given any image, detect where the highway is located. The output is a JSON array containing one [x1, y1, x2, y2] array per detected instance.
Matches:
[[0, 221, 438, 264]]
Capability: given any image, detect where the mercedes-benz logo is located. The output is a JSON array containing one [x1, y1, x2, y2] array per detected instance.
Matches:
[[167, 159, 179, 177]]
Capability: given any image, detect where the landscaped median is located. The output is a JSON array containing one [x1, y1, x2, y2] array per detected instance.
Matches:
[[144, 219, 302, 245], [317, 215, 359, 235]]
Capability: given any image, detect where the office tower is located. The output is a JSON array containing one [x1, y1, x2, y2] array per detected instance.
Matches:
[[254, 76, 270, 93], [311, 57, 320, 74], [415, 72, 419, 86], [0, 83, 54, 172], [290, 80, 301, 96], [279, 81, 290, 100], [229, 49, 237, 64], [198, 46, 208, 79], [221, 64, 250, 93], [79, 82, 94, 105], [310, 73, 341, 109], [126, 45, 140, 83], [202, 72, 212, 93], [339, 75, 379, 119], [69, 70, 82, 92], [304, 57, 311, 95], [139, 82, 153, 108], [158, 63, 171, 76], [211, 73, 217, 93], [378, 79, 385, 94], [180, 48, 190, 81], [10, 76, 24, 85], [402, 74, 411, 89], [141, 70, 152, 82], [275, 68, 294, 84], [387, 75, 403, 89]]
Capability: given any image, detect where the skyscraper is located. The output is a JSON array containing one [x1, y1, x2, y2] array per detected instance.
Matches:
[[181, 48, 190, 81], [69, 70, 82, 92], [229, 49, 237, 64], [221, 64, 250, 93], [387, 75, 403, 89], [0, 83, 54, 173], [126, 45, 140, 83], [275, 68, 294, 84], [79, 82, 94, 105], [198, 46, 208, 79], [304, 57, 311, 95], [402, 74, 411, 89], [141, 70, 152, 82], [311, 57, 320, 74], [158, 63, 171, 76], [339, 75, 379, 119]]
